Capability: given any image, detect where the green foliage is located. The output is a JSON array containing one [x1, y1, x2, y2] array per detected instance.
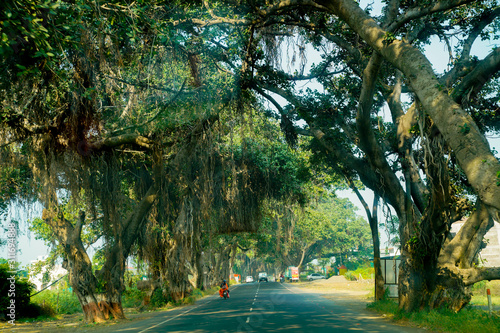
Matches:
[[150, 288, 169, 308], [2, 0, 499, 318], [460, 123, 471, 134], [31, 288, 81, 315], [350, 265, 375, 279], [383, 32, 397, 45], [0, 260, 36, 318], [344, 271, 357, 281], [472, 280, 487, 293], [122, 287, 146, 308]]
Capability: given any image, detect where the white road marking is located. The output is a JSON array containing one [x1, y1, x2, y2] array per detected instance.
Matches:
[[138, 305, 200, 333], [137, 283, 244, 332]]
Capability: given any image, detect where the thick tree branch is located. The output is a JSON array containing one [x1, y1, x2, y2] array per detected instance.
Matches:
[[461, 266, 500, 286], [75, 210, 85, 241], [444, 6, 500, 86], [386, 0, 476, 33], [317, 0, 500, 217], [89, 134, 153, 151], [356, 52, 411, 219], [256, 0, 329, 17], [452, 47, 500, 102], [439, 200, 493, 268]]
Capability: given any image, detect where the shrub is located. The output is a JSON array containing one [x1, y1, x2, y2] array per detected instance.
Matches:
[[122, 287, 146, 308], [0, 262, 36, 319], [31, 288, 81, 315], [344, 271, 357, 281], [352, 267, 375, 280], [472, 280, 487, 293], [150, 288, 169, 308], [190, 288, 203, 299]]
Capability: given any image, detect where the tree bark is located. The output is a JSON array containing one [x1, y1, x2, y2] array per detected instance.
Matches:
[[43, 209, 106, 323], [165, 198, 195, 301], [318, 0, 500, 219], [96, 183, 158, 317]]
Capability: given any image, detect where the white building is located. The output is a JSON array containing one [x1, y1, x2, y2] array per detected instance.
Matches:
[[381, 246, 400, 257], [450, 219, 500, 267], [29, 255, 68, 291]]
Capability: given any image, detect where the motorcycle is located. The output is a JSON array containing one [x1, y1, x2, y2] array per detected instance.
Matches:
[[219, 287, 229, 299]]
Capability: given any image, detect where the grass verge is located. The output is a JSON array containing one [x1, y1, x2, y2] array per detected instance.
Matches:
[[367, 299, 500, 333]]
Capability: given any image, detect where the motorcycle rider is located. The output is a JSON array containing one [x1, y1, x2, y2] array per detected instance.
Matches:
[[219, 279, 230, 298]]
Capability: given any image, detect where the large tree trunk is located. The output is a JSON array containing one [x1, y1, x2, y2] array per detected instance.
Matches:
[[64, 254, 105, 323], [96, 247, 126, 319], [98, 292, 125, 320], [398, 128, 474, 311], [315, 0, 500, 311], [320, 0, 500, 217], [166, 243, 193, 301], [399, 255, 471, 312], [43, 209, 106, 323], [194, 247, 204, 290], [165, 198, 195, 301], [96, 183, 158, 316]]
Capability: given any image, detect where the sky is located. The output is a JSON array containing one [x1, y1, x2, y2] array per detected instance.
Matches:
[[2, 0, 500, 268]]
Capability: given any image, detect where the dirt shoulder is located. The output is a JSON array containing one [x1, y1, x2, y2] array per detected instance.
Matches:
[[291, 275, 374, 313]]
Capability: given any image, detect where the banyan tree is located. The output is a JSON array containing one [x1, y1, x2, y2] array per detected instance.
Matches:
[[2, 0, 500, 320]]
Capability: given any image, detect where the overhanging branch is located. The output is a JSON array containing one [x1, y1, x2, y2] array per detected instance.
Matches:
[[461, 266, 500, 286]]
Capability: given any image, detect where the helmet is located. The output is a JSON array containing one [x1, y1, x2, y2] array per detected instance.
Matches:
[[223, 279, 226, 283]]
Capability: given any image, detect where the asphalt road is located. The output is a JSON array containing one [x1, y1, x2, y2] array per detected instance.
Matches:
[[113, 282, 428, 333]]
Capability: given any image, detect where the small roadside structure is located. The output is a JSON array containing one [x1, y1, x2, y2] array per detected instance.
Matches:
[[380, 255, 401, 298], [338, 264, 347, 275]]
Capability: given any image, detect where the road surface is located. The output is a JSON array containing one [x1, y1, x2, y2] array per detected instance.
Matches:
[[111, 282, 428, 333]]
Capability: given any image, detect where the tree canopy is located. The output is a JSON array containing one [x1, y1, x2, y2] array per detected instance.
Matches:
[[1, 0, 500, 320]]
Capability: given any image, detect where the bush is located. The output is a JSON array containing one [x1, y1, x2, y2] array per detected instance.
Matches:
[[150, 288, 169, 308], [344, 271, 357, 281], [31, 288, 81, 315], [190, 288, 203, 299], [0, 262, 36, 319], [352, 266, 375, 280], [472, 280, 487, 293], [122, 287, 146, 308]]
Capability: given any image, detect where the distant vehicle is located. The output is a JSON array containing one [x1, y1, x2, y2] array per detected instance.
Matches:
[[285, 266, 299, 282], [258, 272, 268, 282], [307, 273, 326, 281], [245, 276, 254, 283]]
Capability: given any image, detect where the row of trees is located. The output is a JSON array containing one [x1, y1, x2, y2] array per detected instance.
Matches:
[[1, 0, 499, 321], [223, 194, 373, 280]]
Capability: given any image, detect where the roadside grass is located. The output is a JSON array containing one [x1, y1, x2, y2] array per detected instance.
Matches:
[[471, 294, 500, 307], [27, 284, 221, 323], [31, 288, 82, 316], [471, 280, 500, 309], [345, 267, 375, 281], [367, 299, 500, 333]]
